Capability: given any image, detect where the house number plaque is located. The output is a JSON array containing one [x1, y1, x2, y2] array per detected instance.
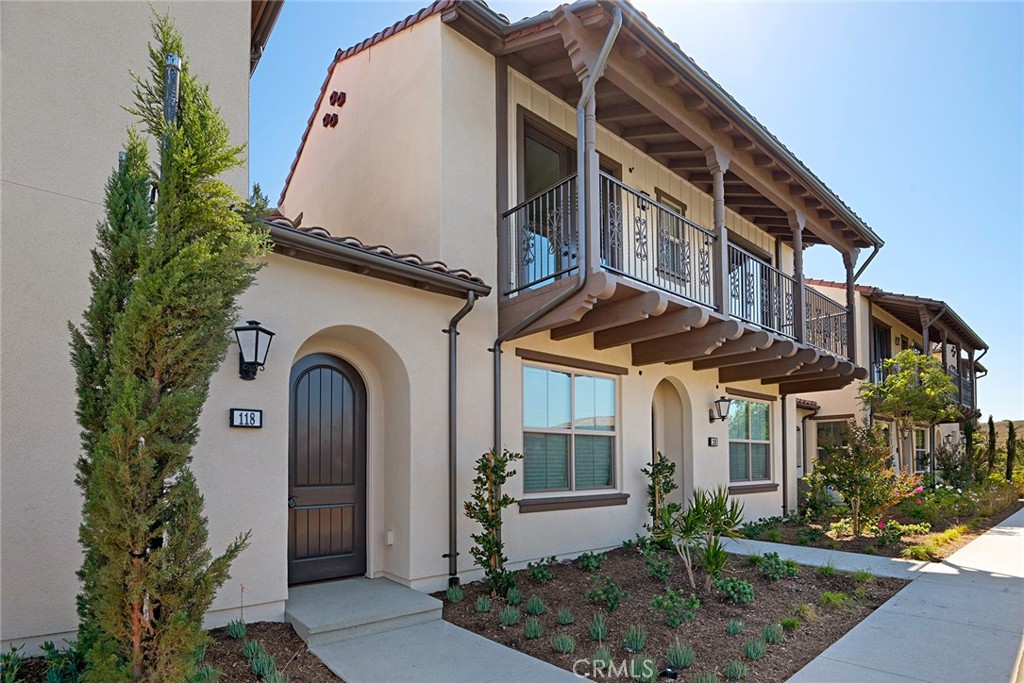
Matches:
[[230, 408, 263, 429]]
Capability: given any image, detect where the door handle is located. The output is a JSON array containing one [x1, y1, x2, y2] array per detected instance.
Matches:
[[288, 496, 296, 509]]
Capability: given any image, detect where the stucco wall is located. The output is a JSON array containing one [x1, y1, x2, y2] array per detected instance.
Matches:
[[0, 0, 249, 649]]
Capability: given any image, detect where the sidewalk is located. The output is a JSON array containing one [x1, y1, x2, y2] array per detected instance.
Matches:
[[781, 506, 1024, 683]]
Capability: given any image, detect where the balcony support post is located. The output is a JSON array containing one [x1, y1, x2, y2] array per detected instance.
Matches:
[[584, 95, 600, 273], [843, 250, 857, 363], [705, 146, 731, 314], [968, 347, 976, 412], [788, 211, 806, 343]]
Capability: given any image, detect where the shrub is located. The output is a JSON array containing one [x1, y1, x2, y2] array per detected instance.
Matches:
[[39, 639, 86, 682], [623, 625, 648, 653], [666, 640, 695, 670], [742, 638, 767, 661], [592, 645, 613, 670], [587, 576, 625, 611], [523, 617, 544, 640], [794, 603, 818, 621], [724, 659, 749, 680], [527, 556, 557, 583], [759, 552, 799, 580], [797, 527, 824, 545], [506, 585, 523, 606], [780, 616, 801, 631], [499, 606, 521, 627], [725, 619, 744, 636], [475, 595, 492, 613], [818, 591, 854, 610], [551, 634, 575, 654], [588, 611, 608, 641], [557, 608, 574, 625], [901, 542, 939, 561], [226, 619, 246, 640], [699, 537, 730, 581], [576, 552, 605, 572], [745, 552, 764, 567], [650, 588, 700, 627], [762, 624, 784, 644], [715, 577, 754, 605], [763, 528, 783, 542], [446, 584, 465, 603], [875, 519, 931, 546], [193, 663, 222, 683], [851, 570, 874, 584], [242, 640, 261, 661], [644, 451, 682, 539], [645, 552, 675, 584], [526, 595, 547, 616], [934, 524, 969, 546], [465, 449, 523, 597], [629, 655, 658, 683], [1, 645, 23, 683], [799, 469, 837, 521], [740, 516, 783, 539], [693, 672, 720, 683], [815, 560, 837, 578], [662, 487, 744, 591]]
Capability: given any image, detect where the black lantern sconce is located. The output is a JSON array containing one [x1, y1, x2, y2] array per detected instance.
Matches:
[[709, 395, 732, 423], [233, 320, 275, 380], [944, 432, 955, 446]]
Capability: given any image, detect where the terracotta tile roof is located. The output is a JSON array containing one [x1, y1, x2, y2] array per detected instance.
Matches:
[[805, 278, 873, 295], [265, 211, 486, 286], [795, 398, 820, 411]]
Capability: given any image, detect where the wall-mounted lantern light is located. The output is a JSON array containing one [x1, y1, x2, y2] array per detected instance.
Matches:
[[709, 395, 732, 424], [944, 433, 955, 446], [902, 427, 912, 439], [233, 320, 274, 380]]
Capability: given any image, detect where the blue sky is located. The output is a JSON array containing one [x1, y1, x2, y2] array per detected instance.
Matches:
[[251, 1, 1023, 421]]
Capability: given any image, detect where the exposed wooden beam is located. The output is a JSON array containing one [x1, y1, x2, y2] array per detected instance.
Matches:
[[682, 95, 709, 112], [623, 41, 647, 60], [777, 376, 854, 395], [710, 118, 734, 132], [728, 196, 782, 208], [760, 357, 843, 384], [753, 154, 775, 168], [632, 320, 744, 365], [498, 25, 560, 55], [620, 124, 677, 141], [789, 184, 810, 197], [645, 140, 702, 155], [733, 137, 756, 152], [671, 331, 773, 366], [593, 306, 711, 349], [668, 158, 709, 171], [692, 339, 799, 370], [550, 291, 669, 340], [717, 347, 818, 383], [804, 197, 822, 209], [599, 103, 650, 124], [655, 71, 681, 87], [772, 171, 792, 182]]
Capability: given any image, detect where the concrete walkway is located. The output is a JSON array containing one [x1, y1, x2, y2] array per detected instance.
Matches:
[[784, 506, 1024, 683]]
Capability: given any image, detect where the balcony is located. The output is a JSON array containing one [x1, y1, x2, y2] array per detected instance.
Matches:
[[502, 173, 852, 361], [869, 361, 976, 411]]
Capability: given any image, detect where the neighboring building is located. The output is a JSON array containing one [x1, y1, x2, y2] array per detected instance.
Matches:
[[802, 280, 987, 475], [0, 0, 281, 652]]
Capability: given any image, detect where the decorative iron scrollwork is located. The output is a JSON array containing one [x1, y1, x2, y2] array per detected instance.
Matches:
[[634, 216, 648, 261], [607, 201, 622, 251], [520, 225, 536, 266], [699, 240, 711, 288]]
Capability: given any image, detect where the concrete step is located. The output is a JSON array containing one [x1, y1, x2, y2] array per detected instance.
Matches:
[[285, 577, 442, 647]]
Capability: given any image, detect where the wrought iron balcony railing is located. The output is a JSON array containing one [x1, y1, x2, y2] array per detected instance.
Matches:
[[598, 172, 718, 309], [502, 173, 578, 295], [727, 243, 796, 338], [805, 286, 848, 358]]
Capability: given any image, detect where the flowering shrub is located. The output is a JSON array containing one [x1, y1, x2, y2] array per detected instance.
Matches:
[[874, 519, 931, 546]]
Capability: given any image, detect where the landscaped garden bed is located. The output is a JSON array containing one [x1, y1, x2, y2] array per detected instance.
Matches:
[[438, 545, 906, 682]]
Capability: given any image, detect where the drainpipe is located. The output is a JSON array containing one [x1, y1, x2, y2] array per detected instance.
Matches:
[[491, 7, 623, 457], [445, 291, 477, 587], [801, 404, 821, 472], [781, 396, 788, 517], [853, 243, 880, 282]]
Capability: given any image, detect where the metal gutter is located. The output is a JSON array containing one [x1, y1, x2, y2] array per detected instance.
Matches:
[[444, 291, 477, 586], [267, 223, 492, 298], [781, 396, 789, 516], [853, 244, 880, 282]]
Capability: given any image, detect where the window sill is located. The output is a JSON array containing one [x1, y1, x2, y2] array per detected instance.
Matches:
[[727, 482, 779, 495], [518, 492, 630, 513]]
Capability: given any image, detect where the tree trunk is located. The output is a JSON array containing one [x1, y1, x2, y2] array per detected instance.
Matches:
[[851, 498, 861, 537]]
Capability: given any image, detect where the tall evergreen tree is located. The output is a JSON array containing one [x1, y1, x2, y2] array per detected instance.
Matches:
[[987, 415, 997, 474], [1007, 421, 1017, 483], [71, 14, 267, 681]]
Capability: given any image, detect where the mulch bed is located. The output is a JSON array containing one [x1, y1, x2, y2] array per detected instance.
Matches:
[[15, 622, 341, 683], [768, 499, 1023, 561], [438, 546, 906, 682]]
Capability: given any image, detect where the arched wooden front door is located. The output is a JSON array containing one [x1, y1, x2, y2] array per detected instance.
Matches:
[[288, 354, 367, 584]]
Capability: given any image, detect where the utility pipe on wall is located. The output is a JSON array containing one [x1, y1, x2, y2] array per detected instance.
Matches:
[[781, 396, 788, 516], [445, 291, 477, 586]]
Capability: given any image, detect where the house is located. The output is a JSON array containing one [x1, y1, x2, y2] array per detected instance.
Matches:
[[0, 0, 282, 653], [801, 280, 987, 475]]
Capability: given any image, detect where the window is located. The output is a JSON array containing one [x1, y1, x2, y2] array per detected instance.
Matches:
[[728, 399, 771, 482], [816, 421, 847, 462], [914, 428, 929, 473], [655, 190, 690, 283], [523, 366, 616, 492]]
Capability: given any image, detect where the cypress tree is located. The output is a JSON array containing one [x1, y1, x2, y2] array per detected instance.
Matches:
[[987, 415, 997, 474], [1007, 422, 1017, 483], [72, 14, 267, 681]]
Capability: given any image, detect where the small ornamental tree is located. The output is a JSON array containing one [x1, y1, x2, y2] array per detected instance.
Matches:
[[70, 14, 267, 681], [816, 421, 918, 536], [464, 449, 523, 597], [859, 349, 959, 471], [642, 451, 681, 539], [987, 415, 997, 474], [1007, 421, 1018, 483]]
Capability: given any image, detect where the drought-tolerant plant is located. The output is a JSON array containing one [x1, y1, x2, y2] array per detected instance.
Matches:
[[762, 624, 784, 645], [70, 16, 264, 680], [851, 569, 875, 584], [465, 449, 523, 597], [551, 634, 576, 655], [780, 617, 801, 632], [263, 672, 286, 683], [475, 595, 493, 613], [818, 591, 854, 610], [40, 639, 86, 682], [587, 576, 625, 611], [725, 619, 744, 636], [506, 585, 523, 606], [623, 625, 648, 653], [557, 608, 574, 625], [592, 645, 613, 670], [242, 640, 261, 661], [660, 487, 744, 590], [2, 645, 23, 683], [692, 672, 719, 683], [523, 617, 544, 640], [645, 552, 674, 584], [588, 612, 608, 641], [650, 588, 700, 627], [796, 527, 824, 545], [723, 659, 749, 681], [741, 516, 782, 540], [794, 603, 818, 621], [762, 528, 783, 543], [815, 560, 837, 578], [226, 619, 247, 640], [759, 551, 798, 580], [576, 552, 605, 572], [875, 519, 931, 546], [446, 584, 465, 603], [745, 552, 764, 566], [193, 662, 222, 683], [700, 537, 730, 582], [527, 556, 557, 583], [666, 640, 695, 670], [742, 638, 767, 661], [499, 606, 521, 627], [526, 595, 547, 616], [901, 542, 939, 561], [714, 577, 754, 605], [643, 451, 682, 539], [629, 656, 658, 683]]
